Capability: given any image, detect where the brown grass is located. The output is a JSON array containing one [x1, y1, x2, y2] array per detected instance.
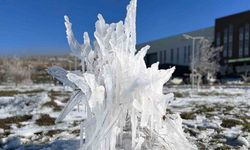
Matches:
[[0, 89, 44, 96], [42, 100, 62, 111], [180, 112, 196, 120], [36, 114, 55, 126], [0, 115, 32, 130], [221, 119, 242, 128], [44, 129, 64, 137]]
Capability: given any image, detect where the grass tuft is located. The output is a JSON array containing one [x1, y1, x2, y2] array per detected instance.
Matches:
[[0, 115, 32, 130], [36, 114, 56, 126]]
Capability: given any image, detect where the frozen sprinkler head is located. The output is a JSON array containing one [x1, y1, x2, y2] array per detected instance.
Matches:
[[48, 0, 195, 149]]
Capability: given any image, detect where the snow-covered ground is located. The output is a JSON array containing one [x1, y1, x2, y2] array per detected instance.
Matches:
[[0, 84, 250, 149], [0, 84, 83, 149], [165, 85, 250, 149]]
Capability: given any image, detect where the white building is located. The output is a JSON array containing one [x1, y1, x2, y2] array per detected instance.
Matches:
[[137, 27, 214, 76]]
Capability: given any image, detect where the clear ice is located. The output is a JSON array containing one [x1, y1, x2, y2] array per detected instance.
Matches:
[[48, 0, 195, 149]]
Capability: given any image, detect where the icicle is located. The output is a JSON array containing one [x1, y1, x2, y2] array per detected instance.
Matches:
[[80, 121, 84, 149], [48, 0, 195, 149]]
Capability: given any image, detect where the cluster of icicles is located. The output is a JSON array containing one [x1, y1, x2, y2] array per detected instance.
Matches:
[[48, 0, 195, 149]]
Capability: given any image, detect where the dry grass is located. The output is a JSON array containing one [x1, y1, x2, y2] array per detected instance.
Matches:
[[180, 112, 196, 120], [36, 114, 55, 126], [42, 100, 62, 111], [221, 119, 242, 128], [0, 89, 44, 96], [44, 129, 64, 137], [0, 115, 32, 130], [71, 129, 80, 136]]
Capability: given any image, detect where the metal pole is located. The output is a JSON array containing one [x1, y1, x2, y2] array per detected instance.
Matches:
[[183, 34, 204, 89], [74, 57, 77, 71], [192, 39, 195, 89]]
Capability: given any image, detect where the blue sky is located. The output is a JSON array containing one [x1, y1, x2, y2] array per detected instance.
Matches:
[[0, 0, 250, 56]]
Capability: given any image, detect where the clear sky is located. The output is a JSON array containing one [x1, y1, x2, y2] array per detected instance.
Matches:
[[0, 0, 250, 56]]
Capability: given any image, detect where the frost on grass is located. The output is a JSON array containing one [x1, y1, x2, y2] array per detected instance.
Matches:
[[48, 0, 194, 149]]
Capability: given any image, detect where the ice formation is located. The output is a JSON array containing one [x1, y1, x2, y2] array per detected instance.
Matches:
[[48, 0, 194, 149]]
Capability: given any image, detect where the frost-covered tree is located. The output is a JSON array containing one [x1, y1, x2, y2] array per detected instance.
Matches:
[[48, 0, 194, 149], [192, 39, 222, 88], [3, 57, 32, 85]]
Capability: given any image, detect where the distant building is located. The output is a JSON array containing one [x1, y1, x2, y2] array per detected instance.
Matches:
[[137, 27, 214, 76], [215, 10, 250, 75]]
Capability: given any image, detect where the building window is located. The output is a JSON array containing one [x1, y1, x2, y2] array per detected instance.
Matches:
[[160, 51, 163, 63], [188, 45, 191, 63], [223, 28, 228, 57], [164, 50, 167, 63], [176, 48, 179, 64], [184, 46, 187, 63], [170, 49, 174, 63], [216, 32, 221, 46], [146, 53, 157, 66], [228, 25, 233, 57], [239, 27, 244, 57], [245, 24, 249, 56]]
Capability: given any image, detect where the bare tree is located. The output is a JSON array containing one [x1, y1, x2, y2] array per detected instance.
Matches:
[[191, 39, 222, 89], [3, 57, 32, 85]]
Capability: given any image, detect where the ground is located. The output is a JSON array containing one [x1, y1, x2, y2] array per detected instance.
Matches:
[[166, 85, 250, 149], [0, 84, 249, 149]]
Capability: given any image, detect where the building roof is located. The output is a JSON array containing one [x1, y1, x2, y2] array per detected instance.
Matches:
[[216, 10, 250, 21], [136, 27, 214, 52]]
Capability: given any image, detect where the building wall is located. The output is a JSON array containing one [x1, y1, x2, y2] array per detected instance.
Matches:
[[215, 10, 250, 75], [136, 10, 250, 77], [136, 27, 214, 76]]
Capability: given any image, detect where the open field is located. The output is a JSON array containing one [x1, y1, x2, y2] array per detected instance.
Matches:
[[166, 85, 250, 149], [0, 84, 249, 149]]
